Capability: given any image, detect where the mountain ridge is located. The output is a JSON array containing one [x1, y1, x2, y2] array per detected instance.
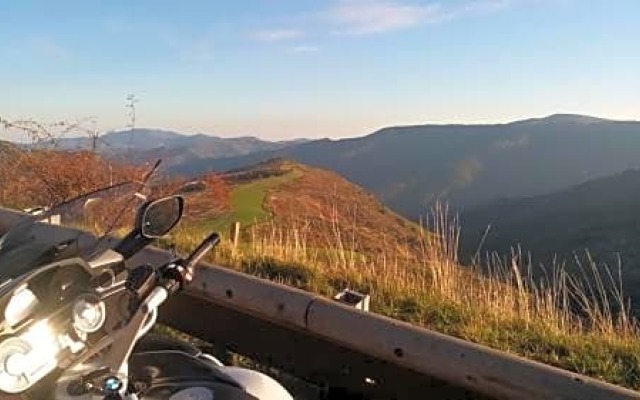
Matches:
[[49, 128, 308, 168], [169, 115, 640, 217]]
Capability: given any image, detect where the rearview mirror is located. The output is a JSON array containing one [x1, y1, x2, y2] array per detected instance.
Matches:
[[139, 196, 184, 239]]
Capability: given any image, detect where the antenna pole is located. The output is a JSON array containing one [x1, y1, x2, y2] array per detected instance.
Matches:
[[125, 94, 139, 152], [90, 120, 99, 152]]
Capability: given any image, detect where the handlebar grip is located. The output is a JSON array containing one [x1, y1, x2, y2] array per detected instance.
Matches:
[[185, 232, 221, 271], [159, 232, 221, 294]]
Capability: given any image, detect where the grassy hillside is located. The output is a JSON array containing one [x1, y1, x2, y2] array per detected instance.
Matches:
[[223, 163, 303, 226], [202, 159, 422, 258], [167, 159, 640, 391], [460, 168, 640, 313], [172, 208, 640, 391], [171, 115, 640, 218]]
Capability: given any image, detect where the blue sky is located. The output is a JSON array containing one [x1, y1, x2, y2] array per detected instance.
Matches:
[[1, 0, 639, 139]]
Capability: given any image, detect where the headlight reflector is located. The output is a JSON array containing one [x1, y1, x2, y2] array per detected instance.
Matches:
[[72, 295, 106, 334], [0, 320, 60, 393]]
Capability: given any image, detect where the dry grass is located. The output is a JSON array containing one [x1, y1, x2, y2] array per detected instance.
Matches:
[[169, 204, 640, 389]]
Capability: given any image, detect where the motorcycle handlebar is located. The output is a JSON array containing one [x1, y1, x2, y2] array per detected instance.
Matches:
[[159, 232, 221, 294], [185, 233, 221, 272]]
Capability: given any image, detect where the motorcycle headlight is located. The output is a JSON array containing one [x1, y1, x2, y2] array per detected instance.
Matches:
[[0, 320, 60, 393], [72, 295, 106, 334], [4, 285, 39, 327]]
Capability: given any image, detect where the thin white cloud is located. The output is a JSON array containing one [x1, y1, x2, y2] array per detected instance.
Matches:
[[253, 29, 303, 42], [325, 0, 527, 35], [288, 45, 320, 53], [327, 0, 450, 35], [462, 0, 513, 13]]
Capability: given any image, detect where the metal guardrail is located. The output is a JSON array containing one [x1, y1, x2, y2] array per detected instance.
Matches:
[[1, 207, 640, 400]]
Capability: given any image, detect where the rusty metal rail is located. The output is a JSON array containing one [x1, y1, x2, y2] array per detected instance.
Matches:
[[1, 207, 640, 399]]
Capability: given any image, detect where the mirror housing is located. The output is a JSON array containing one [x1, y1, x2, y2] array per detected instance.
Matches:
[[114, 195, 185, 262], [176, 180, 206, 195], [138, 196, 184, 239]]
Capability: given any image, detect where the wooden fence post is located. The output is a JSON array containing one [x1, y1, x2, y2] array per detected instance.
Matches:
[[232, 221, 241, 251]]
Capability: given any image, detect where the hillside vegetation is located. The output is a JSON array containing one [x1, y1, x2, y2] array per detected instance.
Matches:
[[171, 114, 640, 218], [461, 168, 640, 314], [207, 159, 422, 259], [169, 159, 640, 391], [0, 149, 140, 208], [198, 162, 303, 232], [173, 204, 640, 391]]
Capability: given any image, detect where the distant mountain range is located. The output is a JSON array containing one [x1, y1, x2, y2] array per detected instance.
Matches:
[[168, 114, 640, 218], [16, 114, 640, 226], [461, 168, 640, 264], [53, 128, 307, 168]]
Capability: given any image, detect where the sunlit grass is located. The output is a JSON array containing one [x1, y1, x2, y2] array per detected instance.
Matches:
[[169, 205, 640, 390], [225, 169, 303, 228]]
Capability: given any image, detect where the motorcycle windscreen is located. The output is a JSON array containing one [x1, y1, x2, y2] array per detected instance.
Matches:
[[0, 181, 146, 285]]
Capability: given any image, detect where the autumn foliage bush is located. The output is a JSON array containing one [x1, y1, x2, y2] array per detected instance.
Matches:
[[0, 149, 140, 209], [0, 148, 230, 233]]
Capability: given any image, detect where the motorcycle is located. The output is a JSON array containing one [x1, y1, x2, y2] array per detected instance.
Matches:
[[0, 181, 294, 399]]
